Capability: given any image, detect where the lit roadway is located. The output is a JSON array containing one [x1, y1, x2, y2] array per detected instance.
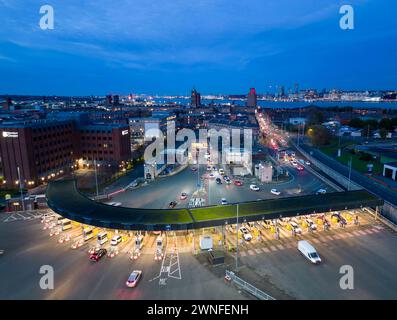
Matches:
[[110, 163, 332, 209], [0, 218, 245, 300]]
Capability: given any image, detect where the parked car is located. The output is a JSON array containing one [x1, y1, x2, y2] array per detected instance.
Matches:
[[126, 270, 142, 287], [216, 177, 222, 184], [168, 201, 177, 208], [239, 227, 252, 241], [234, 180, 243, 186], [221, 198, 228, 205], [219, 169, 225, 175], [110, 235, 122, 246], [290, 222, 302, 234], [223, 175, 229, 180], [209, 173, 215, 179], [206, 166, 211, 171], [180, 193, 188, 200], [305, 218, 317, 230], [331, 212, 347, 225], [316, 189, 327, 195], [250, 184, 260, 191], [270, 189, 281, 196], [90, 248, 107, 262], [225, 178, 231, 184]]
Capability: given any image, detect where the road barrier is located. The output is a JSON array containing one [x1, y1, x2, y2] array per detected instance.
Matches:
[[225, 270, 275, 300]]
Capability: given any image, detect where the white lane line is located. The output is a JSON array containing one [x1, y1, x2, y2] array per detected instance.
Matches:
[[270, 245, 277, 251], [262, 247, 270, 253]]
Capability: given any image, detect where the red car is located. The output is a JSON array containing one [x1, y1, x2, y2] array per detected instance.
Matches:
[[296, 165, 304, 171], [234, 180, 243, 186], [89, 248, 107, 262]]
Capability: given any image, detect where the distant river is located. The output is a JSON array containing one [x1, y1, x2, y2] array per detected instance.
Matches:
[[153, 98, 397, 109]]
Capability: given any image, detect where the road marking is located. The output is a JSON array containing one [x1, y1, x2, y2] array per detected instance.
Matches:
[[276, 244, 284, 250], [358, 230, 367, 235], [325, 235, 334, 241], [240, 251, 247, 257], [374, 225, 384, 230], [352, 231, 361, 236], [371, 228, 380, 233], [366, 229, 373, 234], [254, 248, 262, 254], [248, 250, 255, 256], [262, 247, 270, 253], [270, 245, 277, 251], [312, 238, 321, 244]]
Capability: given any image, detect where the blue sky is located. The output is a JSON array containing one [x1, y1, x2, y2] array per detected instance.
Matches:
[[0, 0, 396, 95]]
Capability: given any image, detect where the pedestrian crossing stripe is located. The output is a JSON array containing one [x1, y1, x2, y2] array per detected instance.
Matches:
[[236, 227, 385, 258]]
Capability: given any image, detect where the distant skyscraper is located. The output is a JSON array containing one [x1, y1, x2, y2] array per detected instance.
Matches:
[[279, 86, 285, 98], [247, 88, 257, 107], [294, 83, 299, 95], [105, 94, 113, 106], [191, 88, 201, 108], [113, 95, 120, 106]]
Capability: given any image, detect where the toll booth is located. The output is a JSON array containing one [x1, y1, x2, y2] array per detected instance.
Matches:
[[154, 236, 164, 261]]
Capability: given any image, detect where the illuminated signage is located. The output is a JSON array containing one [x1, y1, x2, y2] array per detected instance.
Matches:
[[2, 131, 18, 138], [122, 130, 129, 136]]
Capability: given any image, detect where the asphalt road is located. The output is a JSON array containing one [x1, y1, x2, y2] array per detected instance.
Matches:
[[240, 224, 397, 299], [111, 163, 331, 209], [300, 142, 397, 207], [0, 218, 245, 300]]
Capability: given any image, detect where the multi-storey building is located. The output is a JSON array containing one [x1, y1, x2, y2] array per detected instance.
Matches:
[[0, 119, 131, 188]]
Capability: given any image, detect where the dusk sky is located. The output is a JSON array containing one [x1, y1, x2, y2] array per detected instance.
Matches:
[[0, 0, 396, 96]]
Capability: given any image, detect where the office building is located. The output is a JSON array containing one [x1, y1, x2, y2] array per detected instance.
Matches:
[[247, 88, 257, 107]]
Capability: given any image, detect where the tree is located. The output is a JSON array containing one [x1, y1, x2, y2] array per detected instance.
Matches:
[[379, 128, 388, 139], [308, 125, 331, 146], [308, 111, 325, 125], [379, 118, 393, 131], [349, 118, 365, 128]]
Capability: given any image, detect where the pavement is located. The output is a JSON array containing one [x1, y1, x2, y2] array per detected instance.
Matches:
[[0, 218, 245, 300], [1, 208, 397, 299], [110, 163, 332, 209]]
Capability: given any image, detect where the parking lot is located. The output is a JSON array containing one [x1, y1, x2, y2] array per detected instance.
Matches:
[[2, 203, 397, 299]]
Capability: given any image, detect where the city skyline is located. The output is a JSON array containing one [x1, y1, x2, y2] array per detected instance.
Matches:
[[1, 0, 396, 95]]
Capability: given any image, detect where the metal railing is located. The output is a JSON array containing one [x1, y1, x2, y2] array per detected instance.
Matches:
[[225, 270, 275, 300]]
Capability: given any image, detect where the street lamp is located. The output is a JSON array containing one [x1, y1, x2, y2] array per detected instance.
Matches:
[[235, 203, 239, 271], [94, 159, 99, 197]]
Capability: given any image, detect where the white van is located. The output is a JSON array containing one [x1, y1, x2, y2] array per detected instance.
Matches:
[[97, 232, 108, 245], [297, 240, 321, 264]]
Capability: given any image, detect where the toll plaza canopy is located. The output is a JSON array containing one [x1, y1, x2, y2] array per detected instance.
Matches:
[[46, 179, 384, 231]]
